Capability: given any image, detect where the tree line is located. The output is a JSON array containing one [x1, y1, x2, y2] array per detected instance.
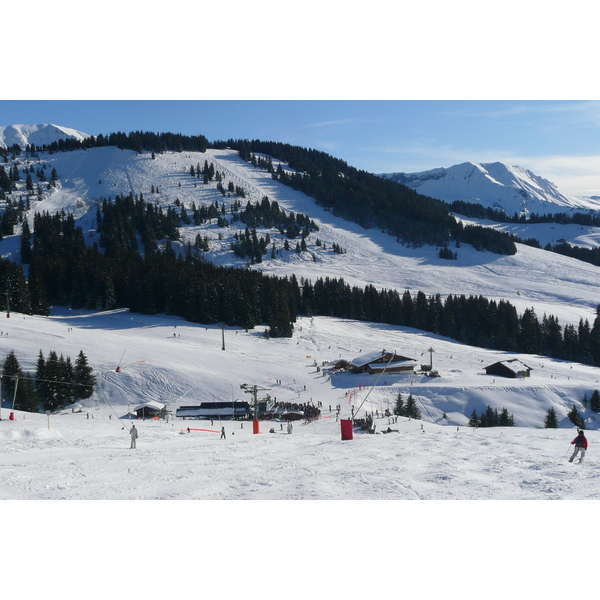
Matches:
[[3, 200, 600, 371], [1, 349, 95, 412], [21, 130, 210, 155], [468, 406, 515, 427], [450, 198, 600, 228]]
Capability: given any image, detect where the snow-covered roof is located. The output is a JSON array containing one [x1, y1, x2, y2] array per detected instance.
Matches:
[[350, 350, 388, 368], [133, 400, 165, 411], [351, 350, 415, 368], [487, 359, 531, 374], [503, 360, 531, 373]]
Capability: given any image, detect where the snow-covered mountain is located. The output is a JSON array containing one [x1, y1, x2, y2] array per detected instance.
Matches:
[[2, 121, 600, 510], [2, 124, 600, 444], [0, 123, 90, 148], [381, 161, 600, 216]]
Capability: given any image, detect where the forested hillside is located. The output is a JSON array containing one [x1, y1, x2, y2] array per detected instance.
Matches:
[[2, 194, 600, 367], [222, 138, 518, 254], [2, 130, 600, 369]]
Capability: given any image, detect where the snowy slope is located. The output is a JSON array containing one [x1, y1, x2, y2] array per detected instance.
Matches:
[[2, 138, 600, 444], [1, 306, 600, 502], [381, 161, 600, 216], [14, 144, 597, 325], [0, 123, 90, 148]]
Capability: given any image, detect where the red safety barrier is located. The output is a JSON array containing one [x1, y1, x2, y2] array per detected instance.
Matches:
[[253, 420, 260, 434], [181, 428, 220, 433], [340, 419, 353, 440]]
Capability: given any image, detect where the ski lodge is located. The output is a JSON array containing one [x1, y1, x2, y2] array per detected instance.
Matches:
[[176, 401, 251, 420], [349, 350, 416, 375], [483, 359, 532, 379]]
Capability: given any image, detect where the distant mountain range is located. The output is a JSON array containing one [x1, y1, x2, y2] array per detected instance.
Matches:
[[380, 162, 600, 216], [0, 123, 90, 149]]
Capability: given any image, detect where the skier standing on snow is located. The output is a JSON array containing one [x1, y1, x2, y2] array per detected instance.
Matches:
[[220, 427, 226, 439], [130, 424, 138, 449], [569, 429, 587, 463], [287, 421, 293, 434]]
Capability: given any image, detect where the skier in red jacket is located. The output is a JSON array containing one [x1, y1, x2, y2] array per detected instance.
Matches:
[[569, 430, 588, 463]]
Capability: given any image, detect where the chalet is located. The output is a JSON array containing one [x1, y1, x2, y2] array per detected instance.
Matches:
[[484, 359, 532, 379], [176, 401, 250, 420], [328, 359, 350, 372], [132, 400, 166, 419], [350, 350, 416, 375]]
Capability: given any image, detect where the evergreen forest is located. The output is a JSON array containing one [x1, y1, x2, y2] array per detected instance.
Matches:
[[1, 194, 600, 368], [1, 348, 96, 412]]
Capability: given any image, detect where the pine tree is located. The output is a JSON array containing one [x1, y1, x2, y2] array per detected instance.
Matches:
[[1, 350, 22, 399], [483, 405, 499, 427], [404, 394, 421, 419], [56, 355, 75, 407], [567, 405, 585, 429], [20, 219, 32, 264], [544, 407, 559, 428], [73, 350, 95, 400], [393, 393, 405, 416], [590, 390, 600, 413], [39, 350, 60, 411], [499, 407, 514, 427], [468, 409, 480, 427]]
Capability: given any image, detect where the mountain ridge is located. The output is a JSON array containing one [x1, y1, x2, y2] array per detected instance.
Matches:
[[381, 161, 600, 216], [0, 123, 90, 149], [5, 122, 598, 219]]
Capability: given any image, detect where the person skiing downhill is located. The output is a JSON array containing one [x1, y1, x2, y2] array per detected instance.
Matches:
[[130, 424, 138, 449], [569, 429, 587, 463]]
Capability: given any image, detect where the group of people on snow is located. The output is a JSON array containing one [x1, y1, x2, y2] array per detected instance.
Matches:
[[126, 413, 590, 459]]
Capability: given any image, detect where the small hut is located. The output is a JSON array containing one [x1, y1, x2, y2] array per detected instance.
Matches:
[[132, 400, 166, 419], [484, 359, 532, 379]]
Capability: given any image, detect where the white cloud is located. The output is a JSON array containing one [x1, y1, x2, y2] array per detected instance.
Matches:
[[515, 155, 600, 196]]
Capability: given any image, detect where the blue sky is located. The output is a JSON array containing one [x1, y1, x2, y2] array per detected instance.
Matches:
[[2, 100, 600, 195], [3, 2, 599, 197]]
